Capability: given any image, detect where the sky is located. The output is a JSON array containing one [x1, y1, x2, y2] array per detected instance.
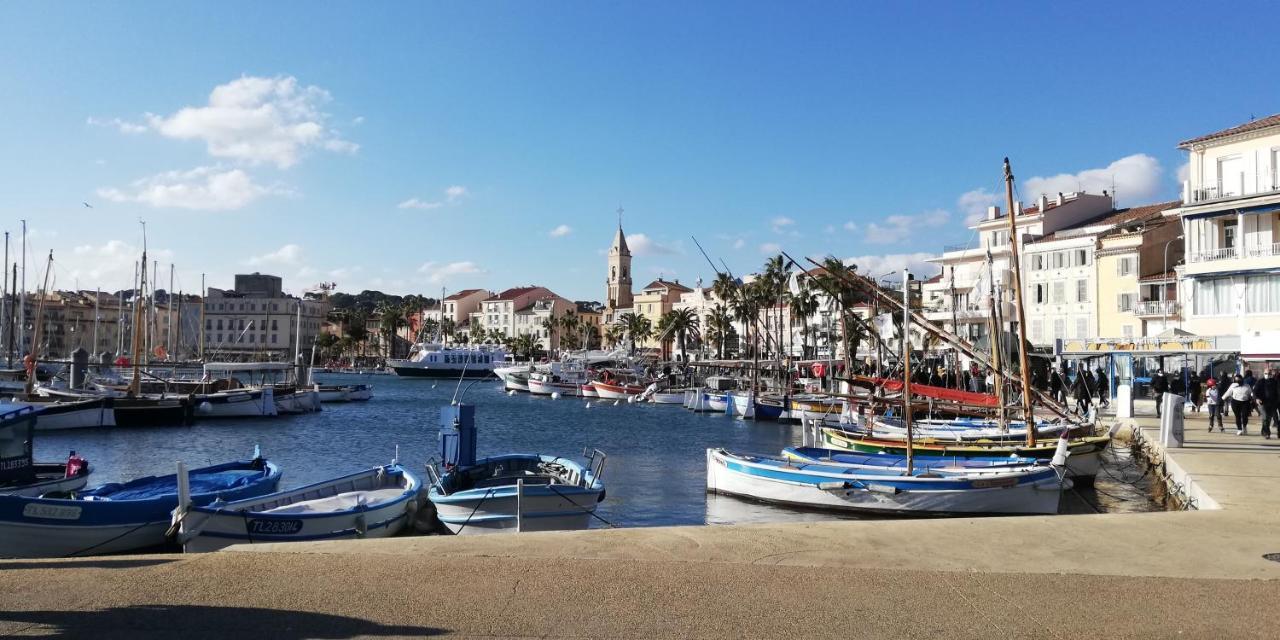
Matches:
[[1, 1, 1277, 301]]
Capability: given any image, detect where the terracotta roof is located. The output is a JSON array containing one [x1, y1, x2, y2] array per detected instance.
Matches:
[[1139, 270, 1178, 283], [487, 286, 544, 301], [922, 274, 943, 284], [1028, 200, 1181, 245], [1180, 113, 1280, 147], [445, 288, 485, 301], [641, 278, 692, 292]]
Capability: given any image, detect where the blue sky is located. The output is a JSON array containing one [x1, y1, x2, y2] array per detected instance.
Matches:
[[2, 1, 1276, 301]]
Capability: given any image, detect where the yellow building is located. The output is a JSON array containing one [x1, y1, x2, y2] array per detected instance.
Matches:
[[1092, 202, 1182, 340], [631, 279, 692, 348]]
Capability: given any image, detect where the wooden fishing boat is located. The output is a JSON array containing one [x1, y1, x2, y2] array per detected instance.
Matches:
[[819, 427, 1106, 484], [175, 464, 420, 552], [0, 455, 281, 558], [11, 396, 115, 430], [0, 406, 92, 497], [590, 379, 647, 400], [191, 388, 277, 418], [706, 448, 1065, 516], [780, 447, 1046, 474], [316, 383, 373, 402]]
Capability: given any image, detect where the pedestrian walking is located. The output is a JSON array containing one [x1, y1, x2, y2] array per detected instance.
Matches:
[[1095, 367, 1109, 409], [1049, 370, 1066, 406], [1188, 372, 1202, 412], [1072, 372, 1092, 416], [1206, 379, 1222, 432], [1222, 375, 1255, 435], [1151, 370, 1169, 418], [1256, 368, 1280, 439]]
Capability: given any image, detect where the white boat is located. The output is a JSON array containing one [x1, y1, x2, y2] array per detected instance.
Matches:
[[315, 384, 373, 402], [0, 407, 92, 497], [706, 448, 1065, 516], [580, 383, 598, 398], [175, 464, 421, 552], [527, 376, 585, 397], [6, 396, 116, 430], [504, 372, 531, 393], [635, 382, 688, 404], [389, 343, 507, 379], [427, 404, 607, 534], [274, 388, 321, 414], [866, 416, 1069, 443], [192, 388, 277, 419]]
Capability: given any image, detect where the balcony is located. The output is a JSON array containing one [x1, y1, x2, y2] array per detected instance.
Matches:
[[1133, 300, 1180, 318], [1189, 246, 1237, 263], [1248, 242, 1280, 258], [1185, 174, 1280, 205]]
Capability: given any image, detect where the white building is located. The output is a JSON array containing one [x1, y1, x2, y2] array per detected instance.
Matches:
[[203, 273, 330, 359], [1169, 113, 1280, 362]]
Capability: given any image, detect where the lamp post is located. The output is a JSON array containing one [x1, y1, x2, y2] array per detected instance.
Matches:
[[1162, 235, 1185, 332]]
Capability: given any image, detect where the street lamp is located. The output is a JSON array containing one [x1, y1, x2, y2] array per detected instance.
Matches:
[[1162, 235, 1185, 332]]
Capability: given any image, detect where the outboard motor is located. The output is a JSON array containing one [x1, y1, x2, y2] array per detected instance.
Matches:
[[440, 404, 476, 470]]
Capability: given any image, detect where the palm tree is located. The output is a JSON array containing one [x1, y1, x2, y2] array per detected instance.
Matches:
[[377, 305, 407, 359], [789, 276, 820, 359], [558, 310, 580, 350], [812, 257, 874, 376], [604, 324, 625, 349], [511, 333, 539, 360], [618, 312, 652, 356], [540, 312, 559, 356], [469, 324, 486, 345], [420, 318, 440, 342], [705, 304, 734, 359], [660, 308, 700, 362], [728, 280, 761, 359], [440, 317, 456, 345], [762, 254, 789, 359], [346, 312, 369, 361]]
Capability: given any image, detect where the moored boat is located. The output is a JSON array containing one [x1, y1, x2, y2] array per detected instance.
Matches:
[[9, 396, 115, 430], [590, 379, 647, 400], [390, 343, 506, 379], [0, 454, 282, 558], [175, 463, 421, 552], [0, 406, 92, 497]]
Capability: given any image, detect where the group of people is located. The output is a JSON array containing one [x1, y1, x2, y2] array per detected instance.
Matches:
[[1199, 368, 1280, 438]]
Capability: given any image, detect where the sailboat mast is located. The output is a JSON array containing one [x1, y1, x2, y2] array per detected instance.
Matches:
[[130, 224, 148, 397], [168, 263, 175, 359], [8, 264, 16, 368], [901, 270, 914, 474], [1002, 158, 1036, 446], [198, 273, 205, 361], [24, 251, 53, 395], [93, 287, 101, 359], [18, 220, 26, 362], [985, 251, 1006, 432], [1, 232, 7, 368]]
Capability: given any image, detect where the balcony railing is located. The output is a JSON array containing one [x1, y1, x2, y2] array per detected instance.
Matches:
[[1185, 174, 1280, 205], [1190, 246, 1237, 263], [1133, 300, 1180, 317], [1248, 242, 1280, 258]]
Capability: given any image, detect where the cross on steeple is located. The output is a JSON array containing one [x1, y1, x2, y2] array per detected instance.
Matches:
[[616, 206, 624, 228]]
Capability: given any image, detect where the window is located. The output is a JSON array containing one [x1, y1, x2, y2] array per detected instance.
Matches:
[[1031, 255, 1044, 271], [1076, 279, 1089, 303], [205, 320, 212, 330], [1031, 319, 1043, 343], [1052, 319, 1065, 341], [1074, 249, 1089, 267], [1122, 325, 1134, 339], [1117, 293, 1135, 312], [1247, 275, 1280, 313], [249, 334, 255, 343], [271, 319, 278, 331], [271, 335, 277, 344], [1194, 278, 1233, 316], [1033, 283, 1046, 304], [216, 333, 222, 342], [1117, 257, 1135, 277], [1217, 155, 1243, 197], [1051, 281, 1065, 304], [1076, 317, 1088, 338], [1224, 220, 1238, 249]]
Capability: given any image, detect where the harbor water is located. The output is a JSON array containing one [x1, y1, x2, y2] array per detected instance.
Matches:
[[32, 374, 1161, 528]]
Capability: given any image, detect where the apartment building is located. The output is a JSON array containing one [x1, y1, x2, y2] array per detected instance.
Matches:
[[203, 273, 331, 359], [631, 279, 691, 347], [1094, 203, 1183, 339], [1169, 114, 1280, 360], [478, 286, 573, 351]]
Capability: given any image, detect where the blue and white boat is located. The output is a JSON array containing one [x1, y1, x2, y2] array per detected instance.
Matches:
[[427, 404, 606, 534], [0, 453, 281, 558], [0, 406, 92, 497], [175, 463, 421, 553], [865, 416, 1069, 442], [706, 448, 1065, 515], [780, 447, 1046, 474]]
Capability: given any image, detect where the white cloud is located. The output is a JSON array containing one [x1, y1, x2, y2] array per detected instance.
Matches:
[[759, 242, 782, 255], [864, 209, 950, 244], [548, 224, 573, 238], [626, 233, 678, 256], [1176, 161, 1189, 184], [352, 116, 365, 125], [141, 75, 356, 169], [296, 266, 318, 279], [66, 240, 175, 285], [733, 238, 745, 250], [842, 221, 858, 232], [417, 260, 485, 284], [1023, 153, 1162, 205], [842, 252, 941, 281], [86, 116, 147, 134], [246, 244, 302, 266], [770, 216, 795, 233], [957, 188, 1001, 225], [97, 166, 287, 210], [398, 185, 468, 210]]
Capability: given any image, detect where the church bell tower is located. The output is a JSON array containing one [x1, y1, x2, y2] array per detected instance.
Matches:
[[606, 208, 633, 311]]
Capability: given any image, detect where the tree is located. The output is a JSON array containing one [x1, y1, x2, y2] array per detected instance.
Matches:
[[617, 312, 652, 356], [762, 254, 790, 359], [540, 312, 559, 355], [440, 317, 456, 345], [421, 318, 440, 342], [510, 333, 539, 360], [377, 305, 407, 359], [812, 257, 873, 375], [604, 324, 625, 349], [659, 308, 700, 362], [789, 276, 820, 359], [346, 312, 369, 360], [705, 304, 734, 359]]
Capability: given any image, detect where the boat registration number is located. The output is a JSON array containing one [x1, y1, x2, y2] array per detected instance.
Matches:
[[247, 519, 303, 535], [970, 477, 1018, 489], [22, 503, 82, 520]]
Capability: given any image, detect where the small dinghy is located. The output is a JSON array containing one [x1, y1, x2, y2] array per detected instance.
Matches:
[[780, 447, 1046, 474], [316, 384, 373, 402], [175, 463, 421, 552], [427, 404, 606, 534], [0, 452, 281, 558], [0, 406, 92, 497]]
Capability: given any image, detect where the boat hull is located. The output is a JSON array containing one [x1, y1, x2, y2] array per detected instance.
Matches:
[[580, 384, 598, 398], [22, 399, 116, 431], [527, 378, 584, 397], [706, 449, 1063, 516], [591, 381, 645, 400], [0, 464, 91, 497], [194, 389, 276, 418], [432, 487, 601, 534], [275, 390, 321, 414], [648, 391, 686, 404], [391, 364, 496, 379]]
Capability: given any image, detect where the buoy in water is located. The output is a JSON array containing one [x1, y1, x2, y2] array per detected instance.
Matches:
[[551, 392, 561, 400], [613, 400, 620, 406], [507, 390, 517, 396], [585, 402, 591, 409], [197, 401, 213, 415]]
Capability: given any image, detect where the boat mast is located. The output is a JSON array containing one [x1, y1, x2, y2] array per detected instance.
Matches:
[[129, 224, 148, 397], [18, 220, 25, 363], [1, 231, 7, 368], [198, 273, 205, 361], [294, 297, 303, 384], [985, 251, 1006, 432], [1002, 158, 1036, 446], [175, 290, 183, 362], [168, 263, 175, 360], [93, 287, 101, 360], [8, 264, 15, 368], [901, 270, 914, 474], [24, 251, 53, 395]]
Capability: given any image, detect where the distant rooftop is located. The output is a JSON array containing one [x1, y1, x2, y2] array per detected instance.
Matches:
[[1180, 113, 1280, 147], [445, 288, 486, 301]]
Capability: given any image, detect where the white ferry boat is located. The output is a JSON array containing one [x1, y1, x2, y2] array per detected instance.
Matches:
[[388, 343, 508, 379]]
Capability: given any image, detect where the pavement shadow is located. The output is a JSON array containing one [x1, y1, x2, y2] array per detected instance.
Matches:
[[0, 558, 177, 571], [0, 605, 444, 639]]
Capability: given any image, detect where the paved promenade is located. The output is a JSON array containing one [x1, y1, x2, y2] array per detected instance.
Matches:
[[3, 413, 1279, 638]]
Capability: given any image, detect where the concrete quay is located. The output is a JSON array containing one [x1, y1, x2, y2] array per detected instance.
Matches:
[[3, 414, 1279, 639]]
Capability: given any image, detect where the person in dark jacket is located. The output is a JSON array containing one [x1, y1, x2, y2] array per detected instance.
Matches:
[[1151, 370, 1169, 418], [1187, 372, 1202, 412], [1072, 372, 1092, 416], [1257, 368, 1280, 439], [1049, 370, 1065, 405], [1095, 368, 1110, 409]]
